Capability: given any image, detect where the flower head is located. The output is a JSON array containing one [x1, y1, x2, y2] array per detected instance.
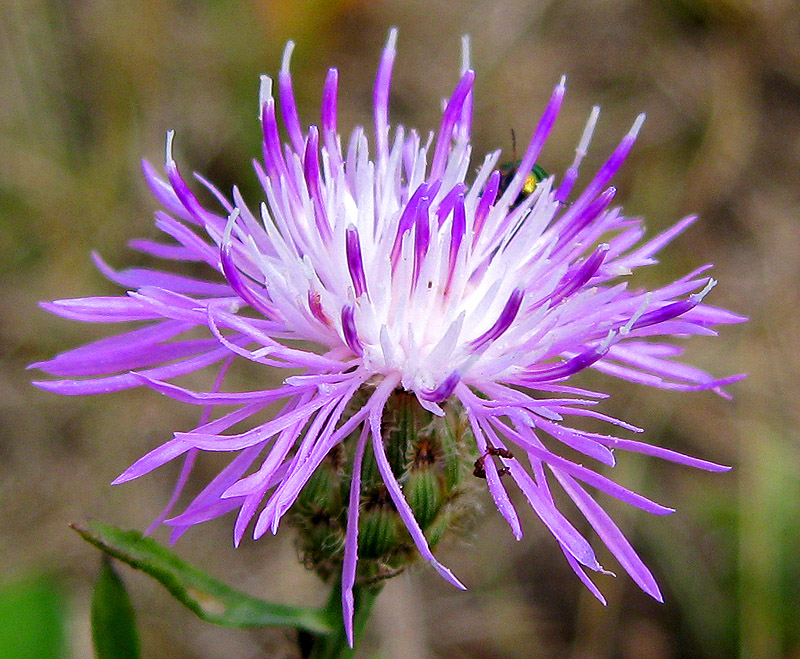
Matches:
[[32, 29, 745, 644]]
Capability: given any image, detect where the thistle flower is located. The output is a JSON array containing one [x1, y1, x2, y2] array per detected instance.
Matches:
[[32, 30, 745, 644]]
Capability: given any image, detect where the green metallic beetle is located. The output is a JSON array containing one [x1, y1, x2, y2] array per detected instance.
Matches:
[[497, 130, 549, 209], [498, 161, 549, 208]]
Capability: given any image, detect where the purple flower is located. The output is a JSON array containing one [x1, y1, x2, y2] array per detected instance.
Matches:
[[32, 29, 744, 643]]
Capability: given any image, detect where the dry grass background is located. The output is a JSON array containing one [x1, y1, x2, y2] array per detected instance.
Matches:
[[1, 0, 798, 657]]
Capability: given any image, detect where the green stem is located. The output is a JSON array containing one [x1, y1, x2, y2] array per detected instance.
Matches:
[[300, 580, 382, 659]]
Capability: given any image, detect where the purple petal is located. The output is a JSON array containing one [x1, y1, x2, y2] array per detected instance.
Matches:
[[535, 418, 617, 466], [589, 433, 731, 472], [321, 68, 342, 171], [132, 372, 310, 405], [93, 252, 233, 296], [369, 377, 466, 590], [33, 345, 233, 395], [497, 79, 565, 209], [345, 225, 368, 298], [497, 420, 673, 515], [430, 69, 475, 180], [342, 424, 370, 647], [29, 320, 192, 375], [467, 412, 523, 539], [150, 448, 198, 535], [341, 305, 363, 355], [554, 472, 664, 601], [509, 461, 601, 571], [36, 338, 218, 377], [391, 182, 428, 268], [374, 28, 397, 163], [39, 297, 162, 323], [419, 371, 460, 403], [277, 42, 305, 156], [473, 170, 500, 245], [303, 126, 332, 241], [470, 288, 524, 351]]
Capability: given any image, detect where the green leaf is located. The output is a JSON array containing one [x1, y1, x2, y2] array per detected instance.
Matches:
[[0, 575, 67, 659], [92, 557, 141, 659], [72, 520, 333, 634]]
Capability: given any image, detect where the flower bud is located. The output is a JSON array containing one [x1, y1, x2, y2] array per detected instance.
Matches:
[[288, 390, 481, 585]]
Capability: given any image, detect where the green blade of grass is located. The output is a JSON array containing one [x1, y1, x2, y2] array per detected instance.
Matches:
[[92, 557, 141, 659]]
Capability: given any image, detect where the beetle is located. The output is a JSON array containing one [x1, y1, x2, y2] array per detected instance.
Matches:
[[497, 129, 549, 209]]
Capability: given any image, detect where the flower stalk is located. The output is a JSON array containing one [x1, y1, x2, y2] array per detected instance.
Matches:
[[301, 578, 381, 659]]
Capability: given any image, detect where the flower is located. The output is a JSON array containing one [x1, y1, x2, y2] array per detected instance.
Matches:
[[32, 29, 745, 643]]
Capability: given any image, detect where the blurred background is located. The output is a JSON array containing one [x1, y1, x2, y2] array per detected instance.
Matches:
[[1, 0, 798, 657]]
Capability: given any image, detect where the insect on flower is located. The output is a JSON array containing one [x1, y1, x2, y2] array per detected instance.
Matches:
[[473, 445, 514, 479], [498, 129, 550, 209], [31, 28, 745, 646]]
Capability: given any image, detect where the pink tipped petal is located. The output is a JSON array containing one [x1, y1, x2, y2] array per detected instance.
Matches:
[[141, 159, 193, 221], [473, 169, 500, 242], [303, 126, 332, 241]]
